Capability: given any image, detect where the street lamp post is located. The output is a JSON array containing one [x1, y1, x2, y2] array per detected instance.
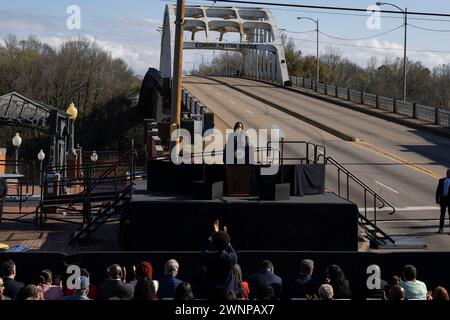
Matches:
[[66, 103, 78, 154], [297, 17, 320, 86], [377, 2, 407, 101], [37, 150, 45, 186], [186, 61, 196, 75], [12, 133, 22, 175], [195, 53, 205, 76], [90, 151, 98, 177]]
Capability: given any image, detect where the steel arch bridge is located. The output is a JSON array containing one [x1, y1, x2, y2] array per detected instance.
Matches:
[[160, 5, 290, 85], [0, 92, 69, 169]]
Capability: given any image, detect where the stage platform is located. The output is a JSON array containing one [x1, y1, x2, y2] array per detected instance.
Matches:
[[124, 190, 359, 251]]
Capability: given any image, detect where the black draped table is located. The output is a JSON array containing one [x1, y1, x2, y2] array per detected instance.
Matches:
[[147, 160, 325, 197]]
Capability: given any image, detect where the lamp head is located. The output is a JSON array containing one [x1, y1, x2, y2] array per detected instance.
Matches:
[[376, 2, 385, 6], [12, 133, 22, 147], [37, 150, 45, 161], [66, 103, 78, 121], [90, 151, 98, 162]]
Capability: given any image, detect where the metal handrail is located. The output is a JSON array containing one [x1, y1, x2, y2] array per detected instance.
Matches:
[[267, 140, 326, 164], [70, 182, 135, 243], [65, 149, 136, 210], [0, 159, 36, 198], [37, 149, 136, 225], [317, 154, 396, 227], [152, 146, 273, 162]]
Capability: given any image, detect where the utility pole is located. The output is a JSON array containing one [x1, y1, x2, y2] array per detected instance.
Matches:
[[316, 19, 320, 85], [377, 2, 408, 101], [403, 8, 408, 102], [170, 0, 185, 128], [297, 17, 320, 84]]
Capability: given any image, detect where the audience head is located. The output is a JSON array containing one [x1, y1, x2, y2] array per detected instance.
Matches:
[[164, 259, 179, 277], [325, 264, 346, 286], [1, 260, 16, 278], [402, 265, 417, 281], [391, 275, 402, 285], [37, 269, 52, 285], [388, 285, 405, 301], [300, 259, 314, 276], [135, 261, 154, 280], [134, 278, 156, 300], [211, 231, 230, 251], [75, 276, 90, 297], [224, 290, 237, 301], [256, 284, 275, 300], [318, 284, 334, 300], [107, 264, 124, 280], [22, 285, 41, 300], [80, 268, 90, 278], [433, 286, 449, 301], [175, 282, 194, 301], [261, 260, 274, 273]]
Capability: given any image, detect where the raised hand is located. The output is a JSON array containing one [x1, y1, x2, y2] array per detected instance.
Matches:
[[213, 219, 220, 233]]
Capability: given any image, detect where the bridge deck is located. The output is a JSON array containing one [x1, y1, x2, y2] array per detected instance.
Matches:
[[183, 76, 450, 251]]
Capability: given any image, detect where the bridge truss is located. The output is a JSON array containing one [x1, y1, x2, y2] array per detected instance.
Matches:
[[160, 5, 290, 85]]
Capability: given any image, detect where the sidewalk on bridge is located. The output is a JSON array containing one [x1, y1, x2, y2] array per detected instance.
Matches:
[[286, 83, 450, 140]]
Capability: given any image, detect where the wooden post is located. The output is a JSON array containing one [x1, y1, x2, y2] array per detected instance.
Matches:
[[170, 0, 185, 129]]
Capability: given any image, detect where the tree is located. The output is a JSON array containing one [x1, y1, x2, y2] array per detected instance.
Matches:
[[0, 35, 140, 156]]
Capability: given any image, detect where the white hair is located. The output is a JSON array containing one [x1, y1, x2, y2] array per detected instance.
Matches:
[[318, 284, 334, 300], [164, 259, 179, 277]]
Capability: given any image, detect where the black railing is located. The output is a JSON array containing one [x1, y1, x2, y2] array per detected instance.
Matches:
[[316, 154, 396, 228], [264, 140, 395, 231], [0, 160, 36, 221], [37, 149, 136, 225], [0, 159, 36, 200], [267, 140, 326, 164]]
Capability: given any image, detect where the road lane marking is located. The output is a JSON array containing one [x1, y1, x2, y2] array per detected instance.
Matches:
[[375, 180, 399, 194], [245, 109, 254, 114], [359, 206, 440, 212], [353, 140, 442, 180], [229, 99, 237, 105]]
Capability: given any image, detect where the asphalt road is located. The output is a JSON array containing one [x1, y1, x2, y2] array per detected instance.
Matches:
[[183, 76, 450, 250]]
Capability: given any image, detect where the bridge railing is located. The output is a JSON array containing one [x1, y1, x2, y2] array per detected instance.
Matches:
[[289, 76, 450, 128], [181, 87, 211, 116]]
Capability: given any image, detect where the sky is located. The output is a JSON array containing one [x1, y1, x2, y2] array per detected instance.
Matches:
[[1, 0, 450, 75]]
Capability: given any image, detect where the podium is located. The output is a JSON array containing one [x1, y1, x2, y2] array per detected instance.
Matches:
[[225, 165, 252, 196]]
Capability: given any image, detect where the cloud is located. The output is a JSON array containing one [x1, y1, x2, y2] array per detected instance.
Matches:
[[0, 10, 67, 35], [0, 10, 162, 75], [90, 35, 160, 72], [143, 18, 163, 25]]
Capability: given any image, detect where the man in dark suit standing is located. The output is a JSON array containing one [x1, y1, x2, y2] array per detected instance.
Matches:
[[1, 260, 24, 300], [248, 260, 283, 300], [436, 169, 450, 233], [98, 264, 134, 300]]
